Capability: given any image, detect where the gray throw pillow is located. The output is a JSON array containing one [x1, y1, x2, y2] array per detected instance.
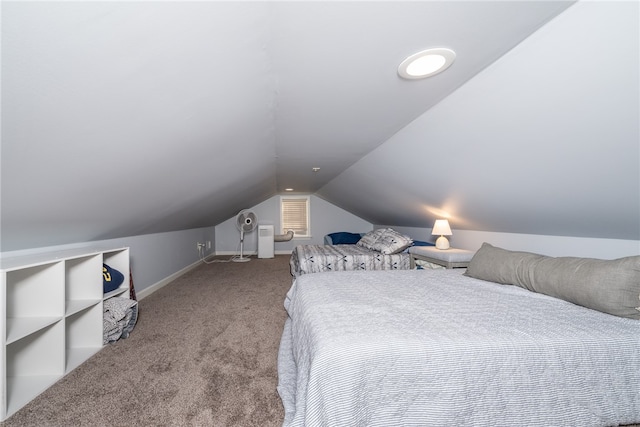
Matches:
[[371, 229, 413, 255], [465, 243, 640, 319], [356, 228, 387, 250]]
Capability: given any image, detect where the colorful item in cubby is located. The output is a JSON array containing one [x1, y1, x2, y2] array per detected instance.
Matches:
[[103, 263, 124, 294]]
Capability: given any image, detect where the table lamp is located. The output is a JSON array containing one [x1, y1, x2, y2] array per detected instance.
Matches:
[[432, 219, 452, 250]]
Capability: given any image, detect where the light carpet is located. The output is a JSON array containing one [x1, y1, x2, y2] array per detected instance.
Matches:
[[2, 255, 291, 427]]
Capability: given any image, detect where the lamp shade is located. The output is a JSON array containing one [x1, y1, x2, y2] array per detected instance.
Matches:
[[431, 219, 452, 236]]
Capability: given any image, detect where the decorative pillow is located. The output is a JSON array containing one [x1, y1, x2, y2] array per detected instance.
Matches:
[[465, 242, 640, 319], [356, 228, 387, 250], [412, 240, 435, 247], [325, 232, 364, 245], [371, 228, 414, 255]]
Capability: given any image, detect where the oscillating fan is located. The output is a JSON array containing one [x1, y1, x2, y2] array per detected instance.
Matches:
[[232, 209, 258, 262]]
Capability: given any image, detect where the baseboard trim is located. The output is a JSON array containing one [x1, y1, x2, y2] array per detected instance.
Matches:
[[215, 250, 292, 256], [137, 259, 202, 300], [215, 251, 249, 256]]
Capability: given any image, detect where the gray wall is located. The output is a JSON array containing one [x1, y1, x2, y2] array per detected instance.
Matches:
[[215, 194, 372, 254], [0, 226, 216, 296], [1, 209, 632, 306], [385, 225, 638, 259]]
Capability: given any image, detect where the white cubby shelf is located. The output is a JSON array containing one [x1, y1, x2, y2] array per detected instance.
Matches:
[[0, 246, 130, 421]]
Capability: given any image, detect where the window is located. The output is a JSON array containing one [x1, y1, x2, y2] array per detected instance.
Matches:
[[280, 195, 310, 238]]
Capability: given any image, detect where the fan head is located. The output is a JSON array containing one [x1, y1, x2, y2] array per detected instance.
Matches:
[[235, 209, 257, 233]]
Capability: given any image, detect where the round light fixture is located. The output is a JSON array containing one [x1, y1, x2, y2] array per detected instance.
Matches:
[[398, 48, 456, 79]]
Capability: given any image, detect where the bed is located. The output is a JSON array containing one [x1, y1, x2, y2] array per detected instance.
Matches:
[[289, 228, 419, 278], [278, 243, 640, 426], [289, 243, 411, 278]]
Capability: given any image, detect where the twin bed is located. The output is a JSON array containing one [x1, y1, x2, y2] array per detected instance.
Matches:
[[289, 243, 411, 277], [279, 242, 640, 426], [289, 228, 418, 278]]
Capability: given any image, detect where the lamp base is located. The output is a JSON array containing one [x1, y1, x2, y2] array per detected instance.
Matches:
[[435, 236, 450, 250]]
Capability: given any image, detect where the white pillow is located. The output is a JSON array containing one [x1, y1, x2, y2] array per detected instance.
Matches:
[[356, 228, 388, 250], [372, 229, 413, 255]]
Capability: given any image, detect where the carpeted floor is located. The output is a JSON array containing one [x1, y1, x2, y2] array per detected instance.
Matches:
[[2, 255, 292, 427]]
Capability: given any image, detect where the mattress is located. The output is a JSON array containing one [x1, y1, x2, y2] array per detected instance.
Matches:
[[277, 269, 640, 426], [289, 244, 411, 278]]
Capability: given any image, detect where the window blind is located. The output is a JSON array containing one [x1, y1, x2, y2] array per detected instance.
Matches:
[[281, 197, 309, 237]]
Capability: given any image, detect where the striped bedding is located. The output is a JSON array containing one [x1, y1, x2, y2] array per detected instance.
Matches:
[[277, 269, 640, 426], [289, 244, 410, 278]]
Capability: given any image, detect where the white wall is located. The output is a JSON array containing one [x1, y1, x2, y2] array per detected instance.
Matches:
[[215, 194, 372, 255], [384, 225, 640, 259], [0, 226, 216, 297]]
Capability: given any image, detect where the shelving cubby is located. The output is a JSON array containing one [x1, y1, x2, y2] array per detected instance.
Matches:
[[0, 246, 130, 421], [5, 261, 65, 344], [65, 254, 102, 316], [6, 322, 65, 418], [65, 304, 103, 373], [102, 249, 130, 300]]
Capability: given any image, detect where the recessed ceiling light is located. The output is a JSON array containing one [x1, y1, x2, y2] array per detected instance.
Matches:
[[285, 188, 294, 191], [398, 48, 456, 80]]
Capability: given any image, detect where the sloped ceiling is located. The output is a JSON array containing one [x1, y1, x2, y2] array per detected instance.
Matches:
[[2, 1, 637, 252], [318, 1, 640, 241]]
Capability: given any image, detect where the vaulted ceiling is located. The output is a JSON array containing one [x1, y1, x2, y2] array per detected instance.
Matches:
[[2, 1, 638, 251]]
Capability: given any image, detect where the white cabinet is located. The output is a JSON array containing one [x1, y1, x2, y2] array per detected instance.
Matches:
[[0, 247, 130, 421]]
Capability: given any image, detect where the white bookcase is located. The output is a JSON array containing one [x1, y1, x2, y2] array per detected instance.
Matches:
[[0, 247, 130, 421]]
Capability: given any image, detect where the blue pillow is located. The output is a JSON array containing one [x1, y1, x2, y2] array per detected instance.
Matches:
[[327, 232, 363, 245], [412, 240, 435, 247], [103, 264, 125, 293]]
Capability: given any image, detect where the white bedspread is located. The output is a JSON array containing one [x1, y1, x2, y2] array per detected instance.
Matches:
[[277, 269, 640, 426]]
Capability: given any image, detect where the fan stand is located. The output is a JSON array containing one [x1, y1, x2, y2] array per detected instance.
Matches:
[[232, 229, 251, 263]]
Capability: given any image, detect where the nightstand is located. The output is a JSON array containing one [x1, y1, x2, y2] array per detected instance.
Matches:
[[409, 246, 475, 269]]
